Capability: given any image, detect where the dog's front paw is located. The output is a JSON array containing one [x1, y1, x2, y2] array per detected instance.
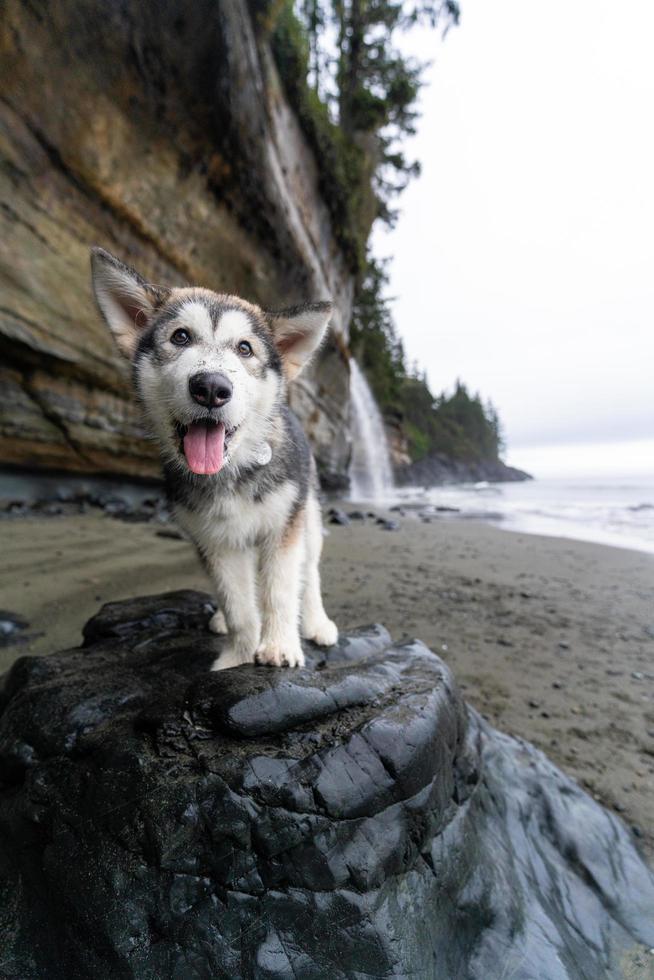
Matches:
[[211, 647, 252, 671], [255, 640, 305, 668], [208, 610, 228, 635], [303, 616, 339, 647]]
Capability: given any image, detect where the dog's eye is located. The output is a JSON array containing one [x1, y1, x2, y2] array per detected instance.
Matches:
[[170, 328, 191, 347], [237, 340, 253, 357]]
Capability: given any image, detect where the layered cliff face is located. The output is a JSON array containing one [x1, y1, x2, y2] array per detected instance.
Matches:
[[0, 0, 353, 484]]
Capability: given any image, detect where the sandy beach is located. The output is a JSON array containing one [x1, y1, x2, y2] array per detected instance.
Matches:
[[1, 509, 653, 862]]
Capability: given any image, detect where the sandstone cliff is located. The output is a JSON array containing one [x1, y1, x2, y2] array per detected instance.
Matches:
[[0, 0, 354, 484]]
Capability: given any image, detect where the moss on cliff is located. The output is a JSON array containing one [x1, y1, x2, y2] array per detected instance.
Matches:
[[259, 0, 371, 273], [259, 0, 503, 470]]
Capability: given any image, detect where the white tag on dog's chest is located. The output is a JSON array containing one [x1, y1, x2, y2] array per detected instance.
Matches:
[[253, 442, 272, 466]]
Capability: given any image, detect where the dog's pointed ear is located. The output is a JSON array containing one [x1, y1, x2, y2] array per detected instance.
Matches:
[[90, 247, 170, 358], [267, 301, 333, 380]]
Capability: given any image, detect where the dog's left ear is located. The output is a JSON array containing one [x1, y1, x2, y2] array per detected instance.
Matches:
[[267, 301, 333, 380], [90, 247, 170, 359]]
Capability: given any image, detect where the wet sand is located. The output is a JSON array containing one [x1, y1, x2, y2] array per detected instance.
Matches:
[[1, 509, 653, 861]]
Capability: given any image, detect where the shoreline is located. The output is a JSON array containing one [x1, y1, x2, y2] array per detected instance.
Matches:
[[4, 465, 653, 556], [378, 473, 654, 556], [477, 514, 654, 557], [1, 509, 653, 863]]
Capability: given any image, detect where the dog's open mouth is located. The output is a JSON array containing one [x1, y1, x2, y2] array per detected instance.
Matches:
[[175, 420, 236, 476]]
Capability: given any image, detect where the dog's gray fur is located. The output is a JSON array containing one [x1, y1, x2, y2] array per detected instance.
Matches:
[[91, 247, 338, 669]]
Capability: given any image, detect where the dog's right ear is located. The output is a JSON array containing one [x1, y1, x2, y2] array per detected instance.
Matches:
[[90, 247, 170, 359]]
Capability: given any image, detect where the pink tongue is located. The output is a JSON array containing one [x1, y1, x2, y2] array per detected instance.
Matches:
[[183, 422, 225, 475]]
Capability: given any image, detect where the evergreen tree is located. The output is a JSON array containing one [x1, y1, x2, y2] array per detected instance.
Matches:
[[299, 0, 459, 224], [267, 1, 509, 466]]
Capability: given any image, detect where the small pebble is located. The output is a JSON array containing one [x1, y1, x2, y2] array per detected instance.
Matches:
[[0, 611, 29, 647]]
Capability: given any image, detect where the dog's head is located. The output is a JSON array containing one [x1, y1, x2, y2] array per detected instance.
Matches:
[[91, 248, 332, 476]]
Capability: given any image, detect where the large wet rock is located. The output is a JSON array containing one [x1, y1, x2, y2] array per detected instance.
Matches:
[[0, 1, 352, 483], [0, 591, 652, 979]]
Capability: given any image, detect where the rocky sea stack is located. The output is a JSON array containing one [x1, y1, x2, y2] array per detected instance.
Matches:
[[0, 590, 652, 978]]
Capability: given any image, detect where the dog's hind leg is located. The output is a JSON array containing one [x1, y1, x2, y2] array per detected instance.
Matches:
[[206, 548, 261, 670], [256, 514, 306, 668], [301, 493, 338, 647]]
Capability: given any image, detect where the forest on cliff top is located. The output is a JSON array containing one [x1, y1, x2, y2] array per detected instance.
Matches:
[[267, 0, 504, 463]]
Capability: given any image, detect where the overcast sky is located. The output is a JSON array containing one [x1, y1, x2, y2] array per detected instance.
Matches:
[[375, 0, 654, 469]]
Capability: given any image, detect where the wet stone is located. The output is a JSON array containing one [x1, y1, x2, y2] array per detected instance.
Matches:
[[376, 518, 400, 531], [0, 611, 29, 648], [0, 590, 653, 979], [327, 507, 350, 526]]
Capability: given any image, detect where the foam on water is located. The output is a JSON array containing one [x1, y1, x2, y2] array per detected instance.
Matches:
[[395, 476, 654, 554]]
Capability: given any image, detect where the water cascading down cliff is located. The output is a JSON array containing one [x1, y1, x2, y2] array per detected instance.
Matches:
[[348, 359, 395, 502]]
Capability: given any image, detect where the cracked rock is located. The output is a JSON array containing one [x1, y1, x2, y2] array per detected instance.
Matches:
[[1, 590, 653, 978]]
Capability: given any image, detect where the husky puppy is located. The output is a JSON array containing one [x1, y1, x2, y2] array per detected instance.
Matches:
[[91, 247, 338, 670]]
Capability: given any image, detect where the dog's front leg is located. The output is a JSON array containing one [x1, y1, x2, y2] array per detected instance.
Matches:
[[206, 548, 261, 670], [256, 529, 305, 668]]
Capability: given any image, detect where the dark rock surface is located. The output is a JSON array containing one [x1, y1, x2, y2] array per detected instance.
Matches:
[[0, 591, 653, 979], [327, 507, 351, 526], [0, 480, 171, 525], [395, 453, 532, 487]]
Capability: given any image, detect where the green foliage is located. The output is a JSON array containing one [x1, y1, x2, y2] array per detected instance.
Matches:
[[264, 0, 459, 266], [349, 251, 406, 409], [259, 0, 507, 465], [349, 252, 505, 462], [400, 377, 505, 462], [268, 1, 370, 270]]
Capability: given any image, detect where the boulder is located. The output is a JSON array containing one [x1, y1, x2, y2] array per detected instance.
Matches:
[[0, 590, 652, 979]]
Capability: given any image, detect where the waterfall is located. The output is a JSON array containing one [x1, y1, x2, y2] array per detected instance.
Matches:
[[348, 359, 395, 502]]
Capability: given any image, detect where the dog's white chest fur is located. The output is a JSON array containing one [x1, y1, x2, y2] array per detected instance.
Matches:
[[175, 480, 298, 551]]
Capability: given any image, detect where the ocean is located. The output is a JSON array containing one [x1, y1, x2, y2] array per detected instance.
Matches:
[[393, 476, 654, 555]]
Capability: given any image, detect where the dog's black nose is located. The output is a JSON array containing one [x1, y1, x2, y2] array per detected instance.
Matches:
[[188, 372, 233, 408]]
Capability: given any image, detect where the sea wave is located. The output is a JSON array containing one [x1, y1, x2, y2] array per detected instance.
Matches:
[[393, 476, 654, 554]]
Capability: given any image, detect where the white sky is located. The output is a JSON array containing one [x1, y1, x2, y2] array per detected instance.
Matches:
[[374, 0, 654, 470]]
